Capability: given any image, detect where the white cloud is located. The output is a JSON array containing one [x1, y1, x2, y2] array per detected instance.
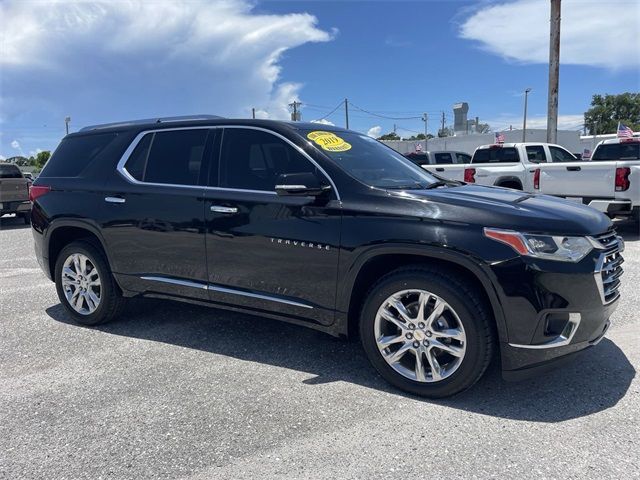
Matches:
[[310, 119, 335, 126], [0, 154, 6, 161], [460, 0, 640, 69], [367, 126, 382, 138], [488, 114, 585, 131], [10, 140, 20, 149], [0, 0, 333, 124]]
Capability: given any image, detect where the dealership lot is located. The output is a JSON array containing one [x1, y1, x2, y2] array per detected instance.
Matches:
[[1, 217, 638, 479]]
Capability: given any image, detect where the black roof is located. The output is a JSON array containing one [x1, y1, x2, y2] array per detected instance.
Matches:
[[73, 115, 349, 136]]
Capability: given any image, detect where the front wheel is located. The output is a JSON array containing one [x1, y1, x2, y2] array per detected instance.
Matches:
[[359, 268, 494, 398]]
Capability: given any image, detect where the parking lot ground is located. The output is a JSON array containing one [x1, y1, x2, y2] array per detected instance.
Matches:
[[1, 215, 638, 479]]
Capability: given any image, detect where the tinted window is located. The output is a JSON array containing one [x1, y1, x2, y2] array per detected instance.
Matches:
[[455, 153, 471, 164], [592, 143, 640, 161], [124, 133, 153, 181], [549, 146, 577, 162], [525, 145, 546, 163], [434, 153, 453, 164], [41, 133, 118, 177], [404, 153, 429, 165], [220, 129, 318, 191], [0, 164, 23, 178], [143, 129, 208, 185], [472, 147, 519, 163], [301, 130, 438, 189]]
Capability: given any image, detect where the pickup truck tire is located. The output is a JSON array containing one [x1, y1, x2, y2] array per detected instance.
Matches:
[[359, 267, 494, 398], [54, 240, 125, 326], [21, 212, 31, 225]]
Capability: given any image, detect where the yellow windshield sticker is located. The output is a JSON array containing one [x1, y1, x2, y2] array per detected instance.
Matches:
[[307, 131, 352, 152]]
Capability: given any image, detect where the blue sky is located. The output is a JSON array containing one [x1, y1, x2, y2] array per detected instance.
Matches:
[[1, 0, 639, 158]]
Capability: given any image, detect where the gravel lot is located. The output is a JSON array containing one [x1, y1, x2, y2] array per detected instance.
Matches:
[[1, 216, 638, 480]]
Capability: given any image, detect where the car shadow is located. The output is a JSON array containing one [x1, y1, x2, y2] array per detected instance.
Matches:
[[614, 218, 639, 242], [0, 214, 30, 230], [45, 298, 635, 423]]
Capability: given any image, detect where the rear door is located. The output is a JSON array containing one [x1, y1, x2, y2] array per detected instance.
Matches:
[[539, 145, 615, 199], [204, 126, 342, 326], [101, 127, 213, 299], [426, 152, 466, 181], [471, 146, 524, 187]]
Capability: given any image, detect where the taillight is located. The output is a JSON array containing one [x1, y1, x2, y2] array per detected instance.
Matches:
[[464, 168, 476, 183], [615, 167, 630, 192], [29, 185, 51, 202], [533, 168, 540, 190]]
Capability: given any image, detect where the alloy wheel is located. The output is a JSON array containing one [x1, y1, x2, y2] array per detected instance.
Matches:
[[61, 253, 102, 315]]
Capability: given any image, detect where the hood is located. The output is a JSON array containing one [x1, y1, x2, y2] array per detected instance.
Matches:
[[390, 184, 612, 236]]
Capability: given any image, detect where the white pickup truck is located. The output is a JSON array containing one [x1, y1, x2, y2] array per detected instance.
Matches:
[[425, 139, 640, 221]]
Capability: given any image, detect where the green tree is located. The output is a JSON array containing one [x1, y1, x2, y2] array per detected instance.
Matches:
[[377, 132, 401, 141], [476, 123, 491, 134], [35, 151, 51, 169], [438, 127, 454, 138], [584, 92, 640, 134]]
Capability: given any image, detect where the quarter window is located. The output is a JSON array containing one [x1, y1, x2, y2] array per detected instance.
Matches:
[[525, 145, 546, 163], [219, 129, 318, 191]]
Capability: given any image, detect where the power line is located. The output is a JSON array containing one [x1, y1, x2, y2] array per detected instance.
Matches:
[[309, 100, 344, 122], [347, 101, 423, 120]]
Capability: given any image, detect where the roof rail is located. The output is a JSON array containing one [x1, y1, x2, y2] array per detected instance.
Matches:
[[79, 114, 224, 132]]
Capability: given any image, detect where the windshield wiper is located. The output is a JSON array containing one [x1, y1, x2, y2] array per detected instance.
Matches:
[[424, 181, 449, 189]]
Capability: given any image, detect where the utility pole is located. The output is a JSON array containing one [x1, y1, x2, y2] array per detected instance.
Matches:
[[547, 0, 561, 143], [393, 124, 397, 135], [522, 87, 532, 142], [251, 108, 255, 119], [344, 98, 349, 129], [288, 101, 302, 121], [422, 113, 428, 151], [441, 111, 445, 135], [64, 116, 71, 135]]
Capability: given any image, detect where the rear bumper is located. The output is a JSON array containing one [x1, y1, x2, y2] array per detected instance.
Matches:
[[0, 200, 30, 215], [585, 199, 633, 216]]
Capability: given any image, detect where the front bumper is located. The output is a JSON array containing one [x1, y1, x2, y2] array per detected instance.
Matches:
[[493, 231, 623, 376]]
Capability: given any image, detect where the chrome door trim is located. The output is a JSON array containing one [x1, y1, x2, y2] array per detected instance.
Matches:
[[115, 125, 341, 201], [139, 276, 313, 309]]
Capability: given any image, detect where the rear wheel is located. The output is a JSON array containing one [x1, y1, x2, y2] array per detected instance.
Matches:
[[359, 268, 494, 398], [54, 240, 125, 326]]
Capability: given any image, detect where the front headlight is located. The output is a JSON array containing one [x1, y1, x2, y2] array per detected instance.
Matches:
[[484, 228, 593, 262]]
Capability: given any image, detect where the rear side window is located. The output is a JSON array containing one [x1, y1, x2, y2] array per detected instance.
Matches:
[[41, 133, 118, 177], [472, 147, 519, 163], [404, 153, 429, 165], [592, 143, 640, 161], [0, 164, 23, 178], [455, 153, 471, 164], [434, 152, 453, 164], [124, 129, 208, 185], [525, 145, 546, 163]]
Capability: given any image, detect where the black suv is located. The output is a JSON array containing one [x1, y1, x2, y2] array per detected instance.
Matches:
[[30, 116, 624, 398]]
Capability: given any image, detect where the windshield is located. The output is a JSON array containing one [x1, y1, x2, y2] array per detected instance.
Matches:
[[301, 130, 438, 189], [592, 143, 640, 161]]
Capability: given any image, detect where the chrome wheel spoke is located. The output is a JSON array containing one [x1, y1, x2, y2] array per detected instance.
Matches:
[[62, 267, 78, 281], [62, 253, 101, 315], [426, 349, 443, 381], [79, 255, 88, 275], [374, 289, 466, 384]]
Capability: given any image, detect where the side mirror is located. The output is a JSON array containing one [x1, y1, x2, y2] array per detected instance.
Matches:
[[275, 172, 331, 197]]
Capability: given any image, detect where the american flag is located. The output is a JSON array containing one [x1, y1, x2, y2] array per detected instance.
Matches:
[[495, 131, 505, 144], [617, 122, 634, 138]]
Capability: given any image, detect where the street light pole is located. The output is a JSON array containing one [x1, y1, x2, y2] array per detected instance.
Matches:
[[522, 88, 531, 142], [64, 116, 71, 135]]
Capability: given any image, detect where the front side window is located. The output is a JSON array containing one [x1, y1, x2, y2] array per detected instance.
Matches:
[[472, 147, 519, 164], [434, 153, 453, 164], [525, 145, 546, 163], [549, 146, 577, 162], [301, 129, 438, 189], [219, 128, 318, 191], [124, 129, 208, 185]]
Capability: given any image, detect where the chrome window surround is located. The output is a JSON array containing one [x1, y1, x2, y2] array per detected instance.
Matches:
[[508, 313, 581, 349], [140, 275, 313, 309], [116, 125, 341, 201]]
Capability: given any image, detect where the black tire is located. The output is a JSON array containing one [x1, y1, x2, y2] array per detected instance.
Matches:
[[54, 240, 125, 326], [359, 267, 494, 398]]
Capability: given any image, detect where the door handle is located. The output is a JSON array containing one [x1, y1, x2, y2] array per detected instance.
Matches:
[[566, 166, 581, 171], [210, 205, 238, 214], [435, 168, 445, 172], [105, 196, 126, 204]]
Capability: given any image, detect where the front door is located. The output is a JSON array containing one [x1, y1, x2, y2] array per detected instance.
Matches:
[[204, 127, 342, 326]]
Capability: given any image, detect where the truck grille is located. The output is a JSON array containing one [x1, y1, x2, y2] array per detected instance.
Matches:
[[593, 229, 624, 304]]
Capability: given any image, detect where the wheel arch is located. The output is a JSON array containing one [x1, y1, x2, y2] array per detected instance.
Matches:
[[340, 246, 507, 343], [494, 176, 523, 190]]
